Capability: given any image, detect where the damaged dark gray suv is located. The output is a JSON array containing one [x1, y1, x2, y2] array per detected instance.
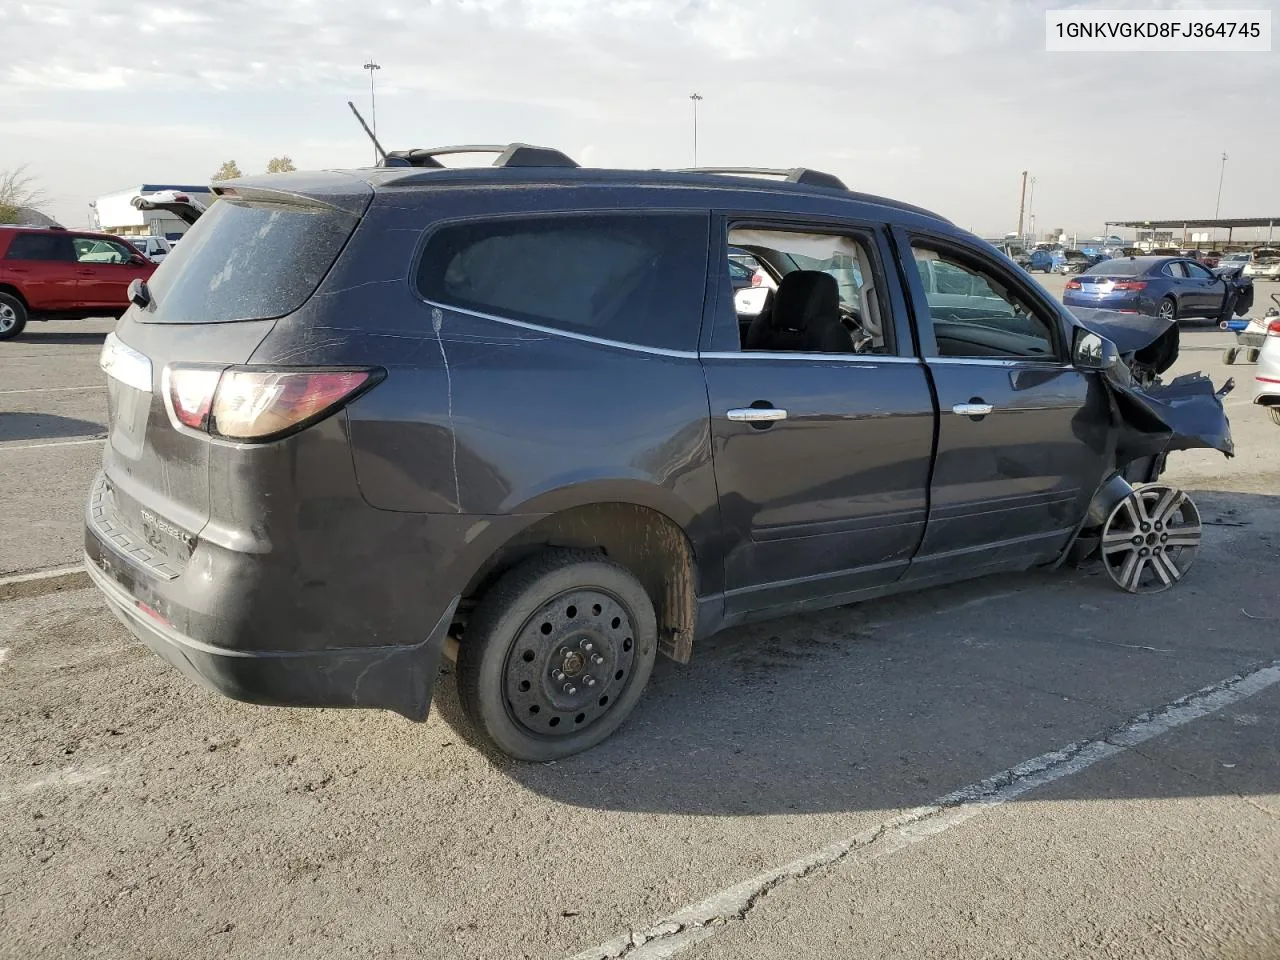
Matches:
[[85, 147, 1234, 760]]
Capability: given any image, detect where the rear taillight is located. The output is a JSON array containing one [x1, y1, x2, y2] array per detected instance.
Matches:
[[164, 366, 381, 441], [166, 367, 222, 430], [1113, 281, 1148, 291], [1268, 319, 1280, 337], [1065, 280, 1081, 290]]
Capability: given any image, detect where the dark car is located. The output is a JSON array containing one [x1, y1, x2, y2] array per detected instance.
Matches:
[[1064, 255, 1253, 322], [84, 149, 1233, 761], [0, 225, 156, 339]]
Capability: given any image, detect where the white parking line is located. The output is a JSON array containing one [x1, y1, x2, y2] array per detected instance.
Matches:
[[564, 659, 1280, 960], [0, 437, 106, 452], [0, 384, 106, 395]]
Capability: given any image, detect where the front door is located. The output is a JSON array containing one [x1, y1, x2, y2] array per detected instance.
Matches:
[[894, 229, 1112, 580], [702, 219, 936, 615], [72, 236, 141, 309]]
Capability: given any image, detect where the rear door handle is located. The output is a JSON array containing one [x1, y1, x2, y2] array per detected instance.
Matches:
[[727, 407, 788, 423], [952, 402, 994, 416]]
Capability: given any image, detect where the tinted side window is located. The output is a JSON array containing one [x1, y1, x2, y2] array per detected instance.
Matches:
[[4, 232, 74, 262], [416, 214, 708, 351], [1184, 261, 1213, 280], [1163, 261, 1187, 278], [909, 241, 1059, 361]]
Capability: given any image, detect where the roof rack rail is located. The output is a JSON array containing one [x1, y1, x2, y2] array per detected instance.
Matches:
[[381, 143, 579, 169], [670, 166, 848, 190]]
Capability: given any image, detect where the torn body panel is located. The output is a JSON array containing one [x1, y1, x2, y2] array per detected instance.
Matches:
[[1063, 307, 1233, 576]]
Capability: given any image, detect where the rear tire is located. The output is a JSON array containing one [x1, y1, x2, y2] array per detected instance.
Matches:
[[1157, 297, 1177, 323], [456, 549, 658, 762], [0, 293, 27, 341]]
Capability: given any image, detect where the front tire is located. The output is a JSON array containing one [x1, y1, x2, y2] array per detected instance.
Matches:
[[1157, 297, 1177, 323], [0, 293, 27, 340], [456, 549, 658, 761]]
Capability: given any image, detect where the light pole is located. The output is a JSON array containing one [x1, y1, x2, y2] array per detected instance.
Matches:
[[1027, 176, 1037, 241], [689, 93, 703, 167], [364, 59, 382, 165], [1214, 152, 1228, 244]]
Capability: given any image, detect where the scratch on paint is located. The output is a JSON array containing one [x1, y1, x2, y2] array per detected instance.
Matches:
[[433, 308, 462, 513]]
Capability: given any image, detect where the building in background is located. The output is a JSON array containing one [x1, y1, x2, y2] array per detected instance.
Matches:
[[89, 184, 213, 240]]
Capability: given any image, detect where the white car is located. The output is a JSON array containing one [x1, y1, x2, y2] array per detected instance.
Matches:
[[1253, 295, 1280, 425], [1243, 247, 1280, 281], [130, 236, 172, 263]]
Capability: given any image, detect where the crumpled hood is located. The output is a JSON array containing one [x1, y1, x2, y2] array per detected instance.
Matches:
[[1070, 307, 1181, 375]]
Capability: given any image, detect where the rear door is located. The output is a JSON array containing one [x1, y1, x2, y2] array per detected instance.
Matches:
[[701, 216, 936, 615], [1, 231, 77, 309], [1182, 259, 1225, 317], [893, 228, 1111, 580]]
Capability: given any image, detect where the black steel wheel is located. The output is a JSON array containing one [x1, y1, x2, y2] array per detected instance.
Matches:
[[456, 549, 657, 761], [1100, 484, 1201, 594], [1157, 297, 1177, 323]]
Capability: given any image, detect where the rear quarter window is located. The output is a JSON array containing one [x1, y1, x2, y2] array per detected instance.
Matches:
[[415, 213, 709, 350], [143, 197, 359, 323]]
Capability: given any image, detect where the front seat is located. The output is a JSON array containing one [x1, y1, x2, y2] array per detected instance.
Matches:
[[743, 271, 852, 353]]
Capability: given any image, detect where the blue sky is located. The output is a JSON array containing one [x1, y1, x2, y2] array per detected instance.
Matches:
[[2, 0, 1277, 236]]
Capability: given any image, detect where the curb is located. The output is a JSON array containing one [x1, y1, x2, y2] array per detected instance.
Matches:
[[0, 566, 91, 602]]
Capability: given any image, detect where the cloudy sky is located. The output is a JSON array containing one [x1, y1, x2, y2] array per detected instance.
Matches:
[[2, 0, 1277, 236]]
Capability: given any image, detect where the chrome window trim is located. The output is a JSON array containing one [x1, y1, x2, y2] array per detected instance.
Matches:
[[925, 356, 1074, 370], [700, 351, 919, 364]]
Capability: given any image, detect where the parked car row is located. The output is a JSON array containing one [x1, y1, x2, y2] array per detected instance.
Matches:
[[1062, 255, 1253, 323]]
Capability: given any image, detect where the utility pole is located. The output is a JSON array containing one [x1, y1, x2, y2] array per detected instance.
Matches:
[[1214, 151, 1228, 229], [689, 93, 703, 167], [1026, 176, 1037, 240], [364, 59, 382, 165], [1016, 170, 1028, 239]]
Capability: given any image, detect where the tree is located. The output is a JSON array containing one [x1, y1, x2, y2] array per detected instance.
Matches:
[[211, 160, 243, 181], [0, 165, 50, 224], [266, 156, 296, 174]]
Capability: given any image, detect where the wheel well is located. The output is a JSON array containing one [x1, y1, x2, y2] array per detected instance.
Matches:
[[461, 502, 697, 663], [0, 284, 28, 308]]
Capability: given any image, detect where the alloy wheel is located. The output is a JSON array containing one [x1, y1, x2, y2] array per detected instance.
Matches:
[[1100, 484, 1201, 593], [1157, 299, 1176, 322], [0, 303, 15, 333]]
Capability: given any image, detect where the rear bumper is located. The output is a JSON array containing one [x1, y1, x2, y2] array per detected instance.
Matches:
[[85, 549, 458, 720]]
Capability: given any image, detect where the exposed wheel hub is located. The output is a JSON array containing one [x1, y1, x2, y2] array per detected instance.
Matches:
[[1100, 484, 1201, 593], [503, 588, 637, 737]]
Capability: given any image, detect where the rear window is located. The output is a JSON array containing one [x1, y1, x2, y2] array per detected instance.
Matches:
[[4, 232, 73, 262], [1085, 259, 1146, 276], [142, 197, 359, 323], [416, 213, 709, 350]]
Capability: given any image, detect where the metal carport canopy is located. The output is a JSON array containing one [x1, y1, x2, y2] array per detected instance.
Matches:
[[1108, 216, 1279, 229]]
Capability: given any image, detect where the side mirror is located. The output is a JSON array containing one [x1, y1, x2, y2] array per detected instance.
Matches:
[[733, 287, 769, 317], [127, 278, 151, 308], [1072, 328, 1120, 371]]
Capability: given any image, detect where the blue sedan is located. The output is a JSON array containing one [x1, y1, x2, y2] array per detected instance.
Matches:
[[1063, 255, 1251, 322]]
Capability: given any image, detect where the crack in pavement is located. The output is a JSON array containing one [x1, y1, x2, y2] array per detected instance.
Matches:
[[564, 659, 1280, 960]]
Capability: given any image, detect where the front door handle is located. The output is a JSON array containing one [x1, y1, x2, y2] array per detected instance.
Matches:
[[952, 402, 994, 417], [727, 407, 788, 423]]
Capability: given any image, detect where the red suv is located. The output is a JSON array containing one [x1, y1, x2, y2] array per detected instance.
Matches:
[[0, 225, 156, 340]]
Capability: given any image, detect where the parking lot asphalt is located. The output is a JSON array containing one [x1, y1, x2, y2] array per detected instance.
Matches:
[[1, 284, 1278, 959]]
